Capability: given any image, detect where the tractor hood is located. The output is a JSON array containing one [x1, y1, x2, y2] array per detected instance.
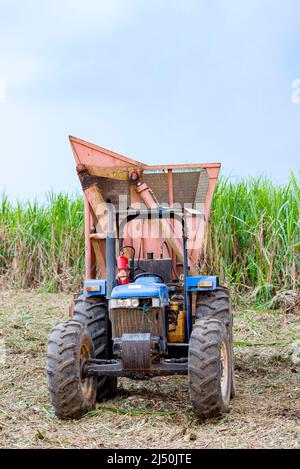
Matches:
[[111, 280, 169, 306]]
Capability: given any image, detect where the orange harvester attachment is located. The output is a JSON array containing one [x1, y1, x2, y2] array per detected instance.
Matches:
[[69, 136, 220, 280]]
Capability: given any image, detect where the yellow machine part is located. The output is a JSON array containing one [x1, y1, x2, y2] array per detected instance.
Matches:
[[168, 302, 186, 343]]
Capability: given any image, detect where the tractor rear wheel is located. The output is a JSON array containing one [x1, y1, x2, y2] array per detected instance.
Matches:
[[195, 287, 235, 397], [47, 320, 97, 419], [188, 318, 232, 419], [73, 297, 117, 401]]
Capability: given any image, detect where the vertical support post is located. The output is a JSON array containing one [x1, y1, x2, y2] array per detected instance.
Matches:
[[106, 204, 116, 299], [167, 169, 174, 206], [84, 196, 92, 279], [183, 233, 191, 341], [90, 212, 96, 278], [168, 169, 177, 278]]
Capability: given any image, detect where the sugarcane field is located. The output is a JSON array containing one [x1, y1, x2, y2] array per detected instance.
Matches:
[[0, 0, 299, 457]]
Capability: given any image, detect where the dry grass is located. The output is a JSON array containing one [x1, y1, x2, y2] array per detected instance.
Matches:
[[0, 290, 299, 449]]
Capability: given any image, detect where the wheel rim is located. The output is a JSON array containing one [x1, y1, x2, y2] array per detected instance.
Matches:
[[80, 343, 94, 400], [220, 340, 229, 400]]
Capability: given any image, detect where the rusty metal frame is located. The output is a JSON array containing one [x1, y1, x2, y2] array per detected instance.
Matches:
[[69, 136, 220, 279]]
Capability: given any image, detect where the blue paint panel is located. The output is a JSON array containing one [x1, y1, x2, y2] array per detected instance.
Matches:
[[83, 279, 106, 296], [135, 276, 161, 284], [111, 280, 169, 306], [186, 276, 219, 292]]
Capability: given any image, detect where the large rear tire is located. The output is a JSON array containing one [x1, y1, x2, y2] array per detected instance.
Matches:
[[188, 318, 232, 419], [195, 287, 235, 397], [73, 297, 117, 401], [47, 320, 97, 419]]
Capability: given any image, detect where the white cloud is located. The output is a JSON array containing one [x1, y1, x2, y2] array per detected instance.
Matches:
[[0, 55, 54, 88], [49, 0, 130, 34], [0, 79, 7, 103], [291, 79, 300, 105]]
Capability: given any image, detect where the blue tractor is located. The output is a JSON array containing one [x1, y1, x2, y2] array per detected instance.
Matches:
[[46, 136, 235, 420]]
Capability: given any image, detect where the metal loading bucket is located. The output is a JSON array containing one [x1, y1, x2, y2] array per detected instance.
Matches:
[[69, 136, 220, 279]]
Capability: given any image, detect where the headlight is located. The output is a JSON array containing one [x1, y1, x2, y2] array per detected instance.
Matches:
[[117, 298, 132, 308], [110, 298, 139, 308]]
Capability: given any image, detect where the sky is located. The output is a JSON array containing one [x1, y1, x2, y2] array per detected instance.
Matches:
[[0, 0, 299, 200]]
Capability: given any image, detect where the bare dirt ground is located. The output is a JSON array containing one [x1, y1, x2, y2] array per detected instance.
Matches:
[[0, 290, 299, 449]]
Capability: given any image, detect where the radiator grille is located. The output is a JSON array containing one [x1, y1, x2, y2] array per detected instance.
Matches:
[[109, 307, 164, 338]]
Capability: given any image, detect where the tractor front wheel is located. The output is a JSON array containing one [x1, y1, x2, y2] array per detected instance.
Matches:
[[73, 297, 117, 401], [195, 287, 235, 398], [47, 320, 97, 419], [188, 318, 232, 419]]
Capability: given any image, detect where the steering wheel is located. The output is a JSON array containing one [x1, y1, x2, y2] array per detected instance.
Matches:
[[134, 272, 164, 283]]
